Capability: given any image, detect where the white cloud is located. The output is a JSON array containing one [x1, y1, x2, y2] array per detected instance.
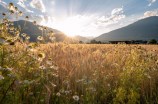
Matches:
[[152, 0, 156, 2], [30, 0, 45, 12], [120, 22, 124, 25], [51, 1, 55, 5], [31, 15, 43, 23], [138, 9, 158, 19], [17, 0, 26, 8], [41, 15, 55, 25], [94, 14, 125, 28], [17, 0, 34, 13], [148, 3, 152, 6], [0, 1, 7, 8], [93, 7, 125, 28], [148, 0, 156, 6], [111, 7, 123, 15], [129, 19, 135, 21], [144, 10, 158, 17], [26, 8, 34, 13], [30, 15, 55, 26]]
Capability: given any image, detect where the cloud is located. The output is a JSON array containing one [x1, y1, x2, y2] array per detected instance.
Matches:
[[30, 15, 44, 23], [26, 9, 34, 13], [148, 0, 156, 6], [30, 0, 45, 12], [17, 0, 34, 14], [148, 3, 152, 6], [93, 7, 125, 28], [51, 1, 55, 5], [17, 0, 26, 8], [152, 0, 156, 2], [30, 15, 55, 26], [41, 15, 55, 25], [0, 1, 7, 8], [120, 22, 124, 25], [138, 9, 158, 19], [129, 19, 135, 21], [111, 7, 123, 15]]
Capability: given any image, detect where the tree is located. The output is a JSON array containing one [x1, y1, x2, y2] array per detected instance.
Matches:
[[98, 41, 102, 44], [90, 39, 97, 44], [149, 39, 157, 44], [79, 41, 83, 44], [131, 40, 135, 44]]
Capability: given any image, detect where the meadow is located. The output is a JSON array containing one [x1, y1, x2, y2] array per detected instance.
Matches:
[[0, 3, 158, 104]]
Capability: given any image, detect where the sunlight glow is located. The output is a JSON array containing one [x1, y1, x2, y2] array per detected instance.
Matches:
[[53, 15, 95, 37]]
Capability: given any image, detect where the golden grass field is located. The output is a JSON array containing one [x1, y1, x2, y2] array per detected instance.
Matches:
[[1, 40, 158, 104]]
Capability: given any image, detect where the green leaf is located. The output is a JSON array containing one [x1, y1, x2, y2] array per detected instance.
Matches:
[[18, 25, 21, 31]]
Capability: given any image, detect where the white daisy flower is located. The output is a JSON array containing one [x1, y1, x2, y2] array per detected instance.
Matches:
[[65, 90, 69, 95], [0, 75, 4, 80], [23, 80, 30, 84], [54, 73, 59, 77], [60, 89, 65, 93], [39, 65, 46, 69], [92, 88, 96, 92], [56, 92, 60, 96], [73, 95, 79, 101], [50, 65, 59, 70], [63, 80, 69, 84], [50, 82, 56, 87]]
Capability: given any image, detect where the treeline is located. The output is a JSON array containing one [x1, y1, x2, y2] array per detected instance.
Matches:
[[78, 39, 158, 44], [79, 39, 107, 44]]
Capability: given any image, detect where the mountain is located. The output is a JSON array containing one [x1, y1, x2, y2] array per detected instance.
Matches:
[[85, 36, 95, 40], [72, 35, 90, 43], [13, 20, 76, 43], [95, 16, 158, 42]]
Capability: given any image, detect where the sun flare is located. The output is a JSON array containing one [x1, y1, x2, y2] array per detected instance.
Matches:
[[60, 27, 78, 37], [53, 15, 93, 37]]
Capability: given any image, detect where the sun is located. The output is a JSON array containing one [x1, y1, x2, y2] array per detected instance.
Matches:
[[60, 28, 78, 37], [56, 21, 79, 37], [53, 15, 86, 37]]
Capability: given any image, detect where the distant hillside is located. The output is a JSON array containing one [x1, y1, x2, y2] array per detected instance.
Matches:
[[85, 36, 95, 40], [72, 35, 90, 43], [95, 16, 158, 42], [13, 20, 76, 43]]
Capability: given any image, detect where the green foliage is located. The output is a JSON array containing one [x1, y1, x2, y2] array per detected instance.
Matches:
[[149, 39, 157, 44], [131, 40, 135, 44], [90, 39, 102, 44]]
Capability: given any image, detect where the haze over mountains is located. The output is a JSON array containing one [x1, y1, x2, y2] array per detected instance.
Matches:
[[13, 20, 75, 42], [95, 16, 158, 42], [72, 35, 90, 43]]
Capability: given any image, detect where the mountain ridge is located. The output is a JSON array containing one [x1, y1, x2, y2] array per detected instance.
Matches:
[[95, 16, 158, 42]]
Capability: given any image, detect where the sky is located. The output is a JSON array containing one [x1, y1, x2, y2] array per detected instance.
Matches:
[[0, 0, 158, 37]]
